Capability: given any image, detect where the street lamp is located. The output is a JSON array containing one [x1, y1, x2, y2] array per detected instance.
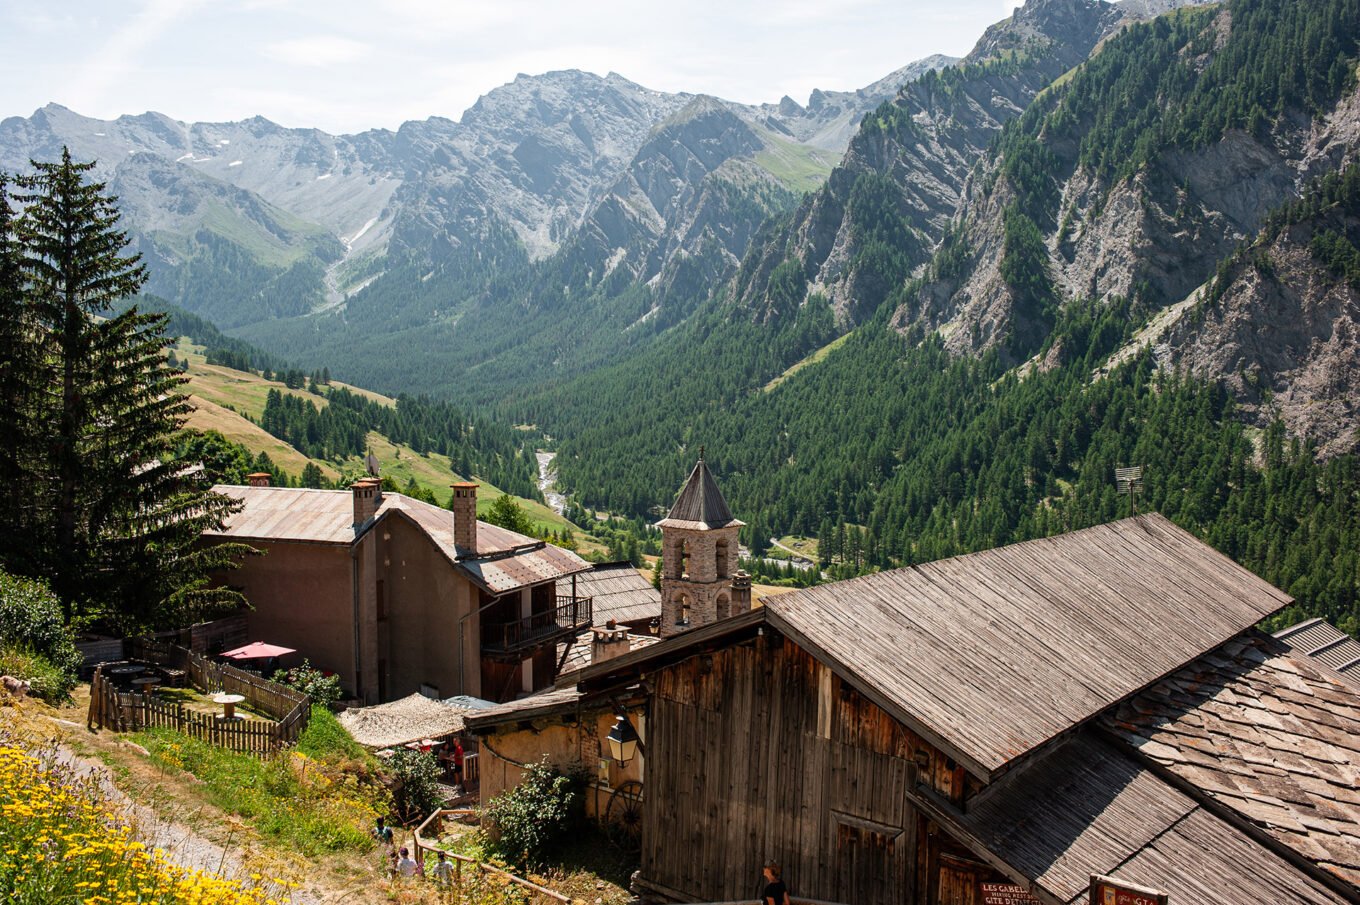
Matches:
[[606, 714, 643, 765]]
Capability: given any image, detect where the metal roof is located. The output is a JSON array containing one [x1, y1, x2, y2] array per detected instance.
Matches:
[[558, 561, 661, 626], [1103, 632, 1360, 892], [1275, 618, 1360, 681], [958, 731, 1348, 905], [580, 515, 1292, 780], [655, 458, 743, 530], [205, 484, 589, 594]]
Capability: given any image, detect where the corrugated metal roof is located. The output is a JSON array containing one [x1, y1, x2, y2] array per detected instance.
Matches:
[[205, 484, 589, 594], [1103, 632, 1360, 891], [1275, 618, 1360, 680], [558, 561, 661, 626], [959, 732, 1347, 905], [656, 458, 743, 530], [461, 543, 592, 595]]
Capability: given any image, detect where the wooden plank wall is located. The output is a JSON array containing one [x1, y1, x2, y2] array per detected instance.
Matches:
[[640, 634, 968, 905]]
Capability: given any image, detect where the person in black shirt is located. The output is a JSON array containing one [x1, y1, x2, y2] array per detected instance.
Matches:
[[761, 860, 790, 905]]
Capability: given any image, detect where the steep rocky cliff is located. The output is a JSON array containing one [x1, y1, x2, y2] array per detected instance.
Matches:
[[891, 0, 1360, 450]]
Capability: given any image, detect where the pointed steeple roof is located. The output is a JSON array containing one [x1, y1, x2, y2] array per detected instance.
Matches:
[[656, 454, 744, 530]]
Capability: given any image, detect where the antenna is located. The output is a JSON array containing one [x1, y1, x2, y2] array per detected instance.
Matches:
[[1115, 466, 1145, 516]]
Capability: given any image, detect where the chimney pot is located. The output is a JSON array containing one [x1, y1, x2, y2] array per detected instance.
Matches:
[[352, 479, 381, 527], [591, 624, 630, 665], [247, 472, 271, 488], [450, 482, 479, 555]]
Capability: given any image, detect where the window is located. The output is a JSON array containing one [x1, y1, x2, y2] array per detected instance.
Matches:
[[677, 593, 691, 625], [678, 540, 690, 581], [715, 539, 729, 579]]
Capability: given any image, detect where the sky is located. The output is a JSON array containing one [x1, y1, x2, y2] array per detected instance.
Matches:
[[1, 0, 1027, 135]]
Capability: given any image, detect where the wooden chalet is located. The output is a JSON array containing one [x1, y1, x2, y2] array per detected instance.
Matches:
[[204, 477, 591, 704], [572, 515, 1360, 905]]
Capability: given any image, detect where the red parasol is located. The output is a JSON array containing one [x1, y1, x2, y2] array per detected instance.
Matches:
[[219, 641, 297, 660]]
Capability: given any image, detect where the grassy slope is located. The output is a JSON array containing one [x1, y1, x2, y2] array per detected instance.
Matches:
[[173, 339, 591, 542], [762, 332, 852, 392], [753, 130, 839, 194]]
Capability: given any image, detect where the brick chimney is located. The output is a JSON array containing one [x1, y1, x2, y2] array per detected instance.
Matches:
[[451, 482, 478, 555], [247, 472, 271, 488], [352, 479, 381, 527], [732, 570, 753, 613], [591, 619, 630, 665]]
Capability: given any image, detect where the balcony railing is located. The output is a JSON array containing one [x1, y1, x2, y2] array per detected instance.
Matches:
[[483, 595, 593, 656]]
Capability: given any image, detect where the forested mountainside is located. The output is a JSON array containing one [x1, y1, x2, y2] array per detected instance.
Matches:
[[0, 59, 952, 399], [528, 0, 1360, 632]]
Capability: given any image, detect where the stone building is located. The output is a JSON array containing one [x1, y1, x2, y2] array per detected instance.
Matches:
[[655, 456, 746, 638]]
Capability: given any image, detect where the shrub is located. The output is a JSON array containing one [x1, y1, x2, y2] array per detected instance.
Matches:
[[481, 758, 581, 868], [272, 658, 343, 707], [0, 647, 76, 703], [390, 747, 443, 822], [0, 571, 81, 701]]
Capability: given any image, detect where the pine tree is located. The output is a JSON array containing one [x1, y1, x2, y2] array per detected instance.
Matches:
[[0, 175, 40, 573], [13, 149, 249, 629]]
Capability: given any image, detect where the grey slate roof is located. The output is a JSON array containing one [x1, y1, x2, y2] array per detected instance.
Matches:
[[655, 458, 744, 530], [958, 731, 1348, 905], [1275, 618, 1360, 682], [1102, 632, 1360, 890]]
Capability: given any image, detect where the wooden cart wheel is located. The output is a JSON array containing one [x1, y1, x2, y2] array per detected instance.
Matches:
[[604, 780, 644, 851]]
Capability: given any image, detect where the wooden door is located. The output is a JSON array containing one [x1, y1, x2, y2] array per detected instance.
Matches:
[[834, 816, 906, 904], [937, 854, 983, 905]]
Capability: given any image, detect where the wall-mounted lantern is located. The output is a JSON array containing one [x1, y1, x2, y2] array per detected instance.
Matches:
[[606, 713, 644, 765]]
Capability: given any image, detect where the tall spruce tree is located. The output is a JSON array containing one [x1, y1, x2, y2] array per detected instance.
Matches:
[[13, 149, 248, 630], [0, 175, 41, 573]]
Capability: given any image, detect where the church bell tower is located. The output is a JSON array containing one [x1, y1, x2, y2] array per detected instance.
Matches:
[[656, 452, 744, 638]]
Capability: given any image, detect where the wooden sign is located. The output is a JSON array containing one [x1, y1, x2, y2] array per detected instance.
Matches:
[[981, 883, 1041, 905], [1090, 874, 1169, 905]]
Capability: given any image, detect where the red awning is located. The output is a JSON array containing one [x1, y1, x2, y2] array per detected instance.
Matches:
[[219, 641, 297, 660]]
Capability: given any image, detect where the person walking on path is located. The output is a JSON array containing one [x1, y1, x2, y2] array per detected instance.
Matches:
[[429, 849, 455, 886], [761, 860, 790, 905], [396, 846, 422, 878]]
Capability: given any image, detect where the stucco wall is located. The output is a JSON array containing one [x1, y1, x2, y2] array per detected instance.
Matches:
[[478, 704, 646, 820], [224, 540, 357, 690]]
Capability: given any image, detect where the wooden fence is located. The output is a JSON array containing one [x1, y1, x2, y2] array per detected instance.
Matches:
[[412, 809, 570, 904], [87, 639, 311, 756], [126, 637, 309, 727]]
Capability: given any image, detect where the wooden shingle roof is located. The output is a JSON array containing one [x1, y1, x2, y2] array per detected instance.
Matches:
[[762, 514, 1290, 779], [1102, 632, 1360, 891], [655, 458, 743, 530], [581, 515, 1291, 780], [557, 561, 661, 627], [957, 732, 1348, 904]]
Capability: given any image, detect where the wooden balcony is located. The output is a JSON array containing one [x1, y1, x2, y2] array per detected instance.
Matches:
[[482, 596, 593, 658]]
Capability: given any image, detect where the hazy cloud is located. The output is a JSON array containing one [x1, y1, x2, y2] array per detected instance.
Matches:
[[263, 35, 370, 67]]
